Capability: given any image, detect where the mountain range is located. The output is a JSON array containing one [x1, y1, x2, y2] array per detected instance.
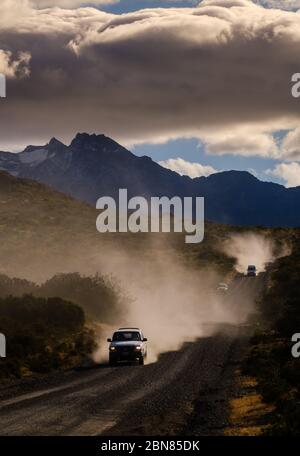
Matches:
[[1, 132, 300, 227]]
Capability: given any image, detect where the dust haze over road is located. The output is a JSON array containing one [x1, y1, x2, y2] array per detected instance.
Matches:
[[221, 232, 290, 274], [0, 274, 266, 436], [93, 232, 284, 364]]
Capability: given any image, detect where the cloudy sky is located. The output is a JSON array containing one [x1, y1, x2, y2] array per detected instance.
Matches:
[[1, 0, 300, 186]]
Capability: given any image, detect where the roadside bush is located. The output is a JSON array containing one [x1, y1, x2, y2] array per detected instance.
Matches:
[[0, 295, 95, 380], [39, 273, 127, 323], [243, 231, 300, 435], [0, 272, 128, 324]]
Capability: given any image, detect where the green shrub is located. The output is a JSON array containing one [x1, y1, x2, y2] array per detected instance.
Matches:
[[0, 294, 94, 379]]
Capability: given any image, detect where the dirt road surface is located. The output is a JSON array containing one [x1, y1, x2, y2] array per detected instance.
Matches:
[[0, 275, 265, 436]]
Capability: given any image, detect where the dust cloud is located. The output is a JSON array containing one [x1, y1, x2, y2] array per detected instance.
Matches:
[[3, 225, 289, 365], [93, 232, 291, 364], [221, 232, 290, 274], [92, 237, 251, 364]]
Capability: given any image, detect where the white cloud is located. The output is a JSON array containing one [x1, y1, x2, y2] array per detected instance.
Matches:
[[266, 162, 300, 187], [0, 50, 31, 78], [159, 157, 217, 178], [1, 0, 31, 27], [200, 0, 254, 6], [281, 128, 300, 160], [200, 129, 279, 158]]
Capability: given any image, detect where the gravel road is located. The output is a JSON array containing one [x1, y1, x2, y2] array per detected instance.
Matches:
[[0, 275, 265, 436]]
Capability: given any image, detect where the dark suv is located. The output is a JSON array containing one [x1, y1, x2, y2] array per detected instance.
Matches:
[[107, 328, 147, 366], [247, 265, 257, 277]]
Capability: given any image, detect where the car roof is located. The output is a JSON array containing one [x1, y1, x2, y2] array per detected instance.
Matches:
[[117, 327, 141, 332]]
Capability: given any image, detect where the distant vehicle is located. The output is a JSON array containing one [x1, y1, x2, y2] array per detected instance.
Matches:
[[107, 328, 147, 366], [217, 282, 228, 293], [247, 265, 257, 277]]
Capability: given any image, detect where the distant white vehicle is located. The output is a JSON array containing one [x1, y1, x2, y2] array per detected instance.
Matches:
[[247, 265, 257, 277], [217, 283, 228, 293]]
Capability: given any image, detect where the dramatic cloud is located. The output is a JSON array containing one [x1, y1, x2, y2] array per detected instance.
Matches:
[[159, 157, 217, 177], [266, 162, 300, 187], [1, 0, 300, 154]]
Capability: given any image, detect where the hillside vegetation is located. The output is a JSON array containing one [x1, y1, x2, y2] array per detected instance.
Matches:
[[0, 170, 239, 281], [0, 295, 95, 380], [0, 271, 128, 379], [244, 230, 300, 435]]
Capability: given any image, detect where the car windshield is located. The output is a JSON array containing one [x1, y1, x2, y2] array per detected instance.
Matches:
[[112, 331, 141, 341]]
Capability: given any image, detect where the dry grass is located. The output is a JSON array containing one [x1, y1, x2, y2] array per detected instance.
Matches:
[[224, 371, 275, 436]]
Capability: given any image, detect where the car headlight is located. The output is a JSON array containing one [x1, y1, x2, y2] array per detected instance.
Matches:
[[110, 346, 116, 351], [134, 346, 142, 351]]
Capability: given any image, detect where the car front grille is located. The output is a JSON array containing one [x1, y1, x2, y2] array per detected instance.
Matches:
[[117, 346, 135, 353]]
